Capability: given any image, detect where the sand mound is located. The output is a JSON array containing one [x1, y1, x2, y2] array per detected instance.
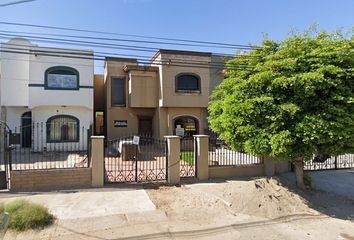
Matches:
[[147, 178, 317, 222]]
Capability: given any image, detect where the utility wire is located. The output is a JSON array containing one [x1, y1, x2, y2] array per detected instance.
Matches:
[[0, 0, 36, 7], [0, 30, 252, 50], [0, 32, 259, 59], [0, 21, 258, 49], [0, 48, 254, 71], [1, 44, 253, 69]]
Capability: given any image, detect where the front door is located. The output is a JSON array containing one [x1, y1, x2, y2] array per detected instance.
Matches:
[[21, 111, 32, 148], [138, 117, 152, 136]]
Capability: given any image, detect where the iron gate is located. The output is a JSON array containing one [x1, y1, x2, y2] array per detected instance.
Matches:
[[104, 136, 167, 183], [0, 122, 12, 190], [180, 137, 197, 178], [304, 154, 354, 171]]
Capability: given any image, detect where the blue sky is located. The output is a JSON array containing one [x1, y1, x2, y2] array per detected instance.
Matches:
[[0, 0, 353, 72]]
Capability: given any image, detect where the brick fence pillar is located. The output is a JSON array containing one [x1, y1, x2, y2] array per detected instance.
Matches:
[[165, 136, 181, 185], [91, 136, 104, 187], [194, 135, 209, 180]]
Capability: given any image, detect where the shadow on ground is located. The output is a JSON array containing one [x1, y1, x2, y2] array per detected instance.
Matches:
[[278, 172, 354, 221]]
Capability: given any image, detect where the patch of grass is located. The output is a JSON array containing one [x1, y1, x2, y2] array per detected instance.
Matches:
[[181, 151, 195, 165], [5, 200, 54, 231]]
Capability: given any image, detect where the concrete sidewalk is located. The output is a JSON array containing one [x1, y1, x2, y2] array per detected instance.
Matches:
[[281, 169, 354, 200], [1, 188, 157, 220]]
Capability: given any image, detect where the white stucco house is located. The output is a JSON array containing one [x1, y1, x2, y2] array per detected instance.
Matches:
[[0, 38, 93, 151]]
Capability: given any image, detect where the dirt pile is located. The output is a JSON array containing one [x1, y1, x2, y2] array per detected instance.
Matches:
[[147, 178, 317, 222], [218, 178, 316, 218]]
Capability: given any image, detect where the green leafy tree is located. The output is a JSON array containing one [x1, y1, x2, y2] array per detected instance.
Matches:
[[208, 30, 354, 189]]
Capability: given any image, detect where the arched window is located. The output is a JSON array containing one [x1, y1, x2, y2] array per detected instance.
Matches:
[[174, 116, 199, 137], [45, 66, 79, 90], [46, 115, 79, 142], [175, 73, 200, 93]]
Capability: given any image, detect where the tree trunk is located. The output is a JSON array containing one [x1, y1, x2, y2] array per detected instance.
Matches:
[[294, 159, 305, 190]]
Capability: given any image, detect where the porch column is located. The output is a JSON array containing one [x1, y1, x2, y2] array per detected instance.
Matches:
[[165, 136, 180, 185], [194, 135, 209, 180], [91, 136, 104, 187]]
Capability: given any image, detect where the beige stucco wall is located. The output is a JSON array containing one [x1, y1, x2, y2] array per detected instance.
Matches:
[[128, 70, 158, 108], [159, 107, 207, 137], [209, 165, 265, 178], [103, 53, 225, 140], [106, 108, 157, 140], [155, 53, 211, 108]]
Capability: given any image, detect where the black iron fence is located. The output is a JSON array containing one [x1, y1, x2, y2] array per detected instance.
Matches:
[[0, 123, 90, 170], [104, 135, 167, 183], [208, 134, 264, 166], [304, 154, 354, 171], [180, 137, 196, 177]]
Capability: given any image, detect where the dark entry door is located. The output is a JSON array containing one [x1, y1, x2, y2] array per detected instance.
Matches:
[[21, 111, 32, 148], [138, 117, 152, 136]]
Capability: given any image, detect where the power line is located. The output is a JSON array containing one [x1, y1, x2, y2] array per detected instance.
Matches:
[[0, 32, 260, 60], [0, 21, 258, 49], [0, 0, 36, 7], [0, 48, 254, 71], [2, 41, 256, 68], [0, 30, 252, 50], [1, 44, 253, 69]]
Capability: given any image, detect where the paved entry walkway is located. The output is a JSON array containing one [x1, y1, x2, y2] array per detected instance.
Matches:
[[1, 187, 156, 219]]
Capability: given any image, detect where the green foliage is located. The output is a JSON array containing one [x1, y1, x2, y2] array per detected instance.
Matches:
[[181, 151, 194, 165], [208, 29, 354, 161], [5, 200, 54, 231]]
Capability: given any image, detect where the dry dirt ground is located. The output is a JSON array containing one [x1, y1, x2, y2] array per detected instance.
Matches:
[[2, 177, 354, 240], [146, 177, 354, 239]]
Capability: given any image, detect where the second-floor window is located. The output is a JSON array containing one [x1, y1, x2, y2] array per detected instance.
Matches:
[[111, 78, 126, 106], [45, 66, 79, 90], [175, 73, 201, 93]]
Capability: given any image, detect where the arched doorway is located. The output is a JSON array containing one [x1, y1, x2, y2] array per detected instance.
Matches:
[[173, 116, 199, 138], [21, 111, 32, 148]]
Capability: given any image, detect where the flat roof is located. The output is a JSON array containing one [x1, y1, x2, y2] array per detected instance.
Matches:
[[123, 65, 159, 72], [105, 56, 138, 63], [151, 49, 212, 62]]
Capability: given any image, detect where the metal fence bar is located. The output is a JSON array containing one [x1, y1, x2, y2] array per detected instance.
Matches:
[[208, 134, 263, 167], [5, 122, 90, 171], [104, 135, 167, 183], [304, 154, 354, 171], [180, 137, 196, 177]]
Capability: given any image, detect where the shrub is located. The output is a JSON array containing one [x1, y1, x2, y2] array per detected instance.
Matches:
[[5, 200, 54, 231]]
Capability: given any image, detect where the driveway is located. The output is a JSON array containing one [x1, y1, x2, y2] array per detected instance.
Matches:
[[281, 169, 354, 200]]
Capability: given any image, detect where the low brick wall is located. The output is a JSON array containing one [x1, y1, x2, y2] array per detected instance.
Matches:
[[209, 164, 265, 178], [10, 168, 92, 191]]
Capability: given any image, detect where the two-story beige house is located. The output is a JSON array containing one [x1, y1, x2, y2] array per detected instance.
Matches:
[[94, 49, 225, 140]]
